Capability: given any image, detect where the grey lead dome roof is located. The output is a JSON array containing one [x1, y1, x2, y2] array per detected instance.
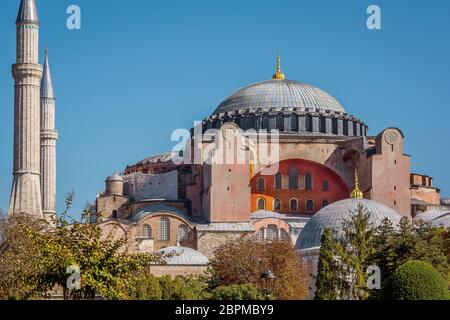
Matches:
[[297, 198, 402, 250], [158, 246, 210, 266], [213, 79, 346, 115]]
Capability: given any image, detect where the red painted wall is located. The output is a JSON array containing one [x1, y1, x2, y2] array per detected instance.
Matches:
[[250, 159, 349, 215]]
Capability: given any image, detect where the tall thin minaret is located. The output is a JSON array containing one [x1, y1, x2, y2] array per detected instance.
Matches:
[[41, 49, 58, 222], [9, 0, 43, 218]]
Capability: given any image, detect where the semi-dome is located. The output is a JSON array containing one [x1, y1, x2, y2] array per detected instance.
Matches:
[[158, 246, 210, 266], [414, 210, 450, 228], [106, 173, 123, 182], [297, 198, 402, 250], [213, 79, 346, 115]]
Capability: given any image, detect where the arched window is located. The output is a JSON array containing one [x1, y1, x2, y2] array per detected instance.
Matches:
[[280, 229, 290, 241], [112, 210, 118, 219], [275, 173, 282, 189], [322, 200, 329, 208], [266, 225, 278, 241], [290, 198, 298, 212], [141, 224, 152, 239], [289, 167, 299, 189], [322, 180, 329, 191], [257, 177, 266, 191], [159, 217, 170, 241], [177, 224, 189, 241], [273, 199, 282, 211], [257, 198, 266, 210], [306, 200, 314, 212], [256, 228, 265, 241], [305, 173, 313, 190]]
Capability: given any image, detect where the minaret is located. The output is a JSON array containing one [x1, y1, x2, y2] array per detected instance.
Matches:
[[41, 49, 58, 222], [8, 0, 43, 218]]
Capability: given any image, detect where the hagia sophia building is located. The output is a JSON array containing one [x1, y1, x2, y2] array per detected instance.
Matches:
[[7, 1, 450, 295]]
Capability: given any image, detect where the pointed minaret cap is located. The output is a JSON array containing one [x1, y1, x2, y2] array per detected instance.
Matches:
[[17, 0, 39, 24], [272, 52, 286, 80], [41, 49, 55, 99], [350, 169, 364, 199]]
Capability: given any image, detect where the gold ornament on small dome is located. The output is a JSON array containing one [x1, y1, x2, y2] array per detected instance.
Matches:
[[272, 53, 285, 80], [350, 170, 364, 199]]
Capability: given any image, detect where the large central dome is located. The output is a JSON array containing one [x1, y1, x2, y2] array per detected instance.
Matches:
[[213, 79, 346, 115], [202, 54, 367, 137]]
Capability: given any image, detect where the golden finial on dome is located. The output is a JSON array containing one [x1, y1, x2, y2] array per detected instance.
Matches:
[[350, 169, 364, 199], [272, 52, 285, 80]]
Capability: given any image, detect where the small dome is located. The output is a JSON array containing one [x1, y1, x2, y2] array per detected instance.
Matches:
[[213, 79, 346, 115], [297, 198, 402, 250], [414, 210, 450, 228], [158, 246, 209, 266], [106, 174, 123, 182]]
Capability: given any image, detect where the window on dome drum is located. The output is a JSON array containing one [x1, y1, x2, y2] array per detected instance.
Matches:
[[290, 199, 298, 212], [273, 199, 282, 211], [306, 200, 314, 212], [280, 229, 290, 241], [305, 173, 313, 190], [257, 177, 266, 191], [291, 115, 298, 131], [289, 167, 299, 189], [275, 173, 282, 189], [112, 210, 118, 219], [266, 225, 278, 241], [177, 224, 189, 242], [256, 228, 265, 241], [159, 217, 170, 241], [322, 200, 329, 208], [257, 198, 266, 210], [276, 114, 284, 131], [322, 180, 329, 191], [141, 224, 152, 239]]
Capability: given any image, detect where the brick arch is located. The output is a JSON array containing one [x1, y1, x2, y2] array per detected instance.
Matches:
[[137, 213, 196, 250], [250, 159, 349, 215], [253, 218, 292, 242]]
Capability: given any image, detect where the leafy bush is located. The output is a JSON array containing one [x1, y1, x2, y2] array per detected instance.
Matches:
[[210, 284, 265, 300], [381, 260, 449, 300], [131, 275, 210, 300]]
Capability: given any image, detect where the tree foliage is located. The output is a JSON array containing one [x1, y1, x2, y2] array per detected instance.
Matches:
[[210, 284, 265, 300], [315, 204, 450, 300], [0, 194, 162, 300], [210, 240, 310, 300], [381, 260, 449, 300]]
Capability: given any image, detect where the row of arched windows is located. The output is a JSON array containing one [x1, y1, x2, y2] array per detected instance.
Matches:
[[140, 218, 189, 242], [257, 198, 329, 212], [256, 225, 290, 242], [257, 174, 329, 191]]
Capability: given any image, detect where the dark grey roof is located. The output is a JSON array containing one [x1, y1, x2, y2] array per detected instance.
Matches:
[[213, 79, 345, 116], [17, 0, 39, 23], [297, 198, 402, 250], [41, 50, 54, 98], [106, 173, 123, 182], [130, 205, 202, 224], [411, 198, 433, 206]]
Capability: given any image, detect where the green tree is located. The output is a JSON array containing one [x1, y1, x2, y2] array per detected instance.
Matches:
[[210, 284, 265, 300], [381, 260, 449, 300], [0, 193, 163, 300], [315, 228, 339, 300]]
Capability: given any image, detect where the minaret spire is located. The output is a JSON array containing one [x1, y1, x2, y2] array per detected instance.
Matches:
[[272, 52, 285, 80], [40, 49, 58, 223], [17, 0, 39, 24], [9, 0, 43, 218]]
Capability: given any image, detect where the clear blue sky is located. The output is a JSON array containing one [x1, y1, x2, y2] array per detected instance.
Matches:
[[1, 0, 449, 217]]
